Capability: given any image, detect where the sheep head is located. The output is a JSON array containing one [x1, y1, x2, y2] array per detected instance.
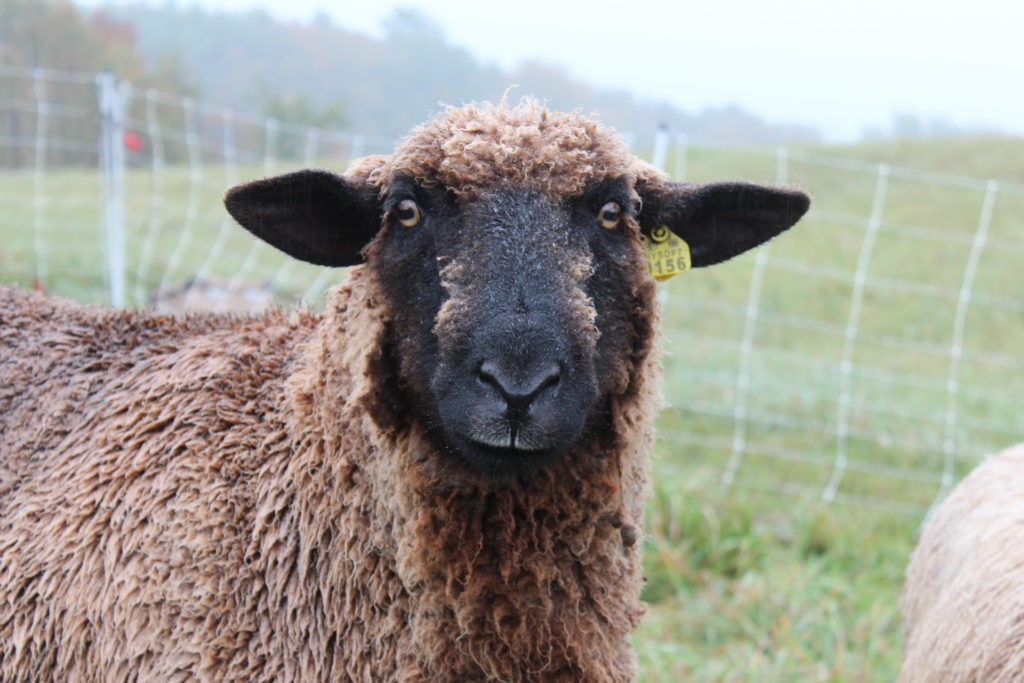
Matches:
[[225, 101, 809, 478]]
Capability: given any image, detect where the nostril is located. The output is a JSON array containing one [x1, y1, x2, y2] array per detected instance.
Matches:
[[534, 363, 561, 395], [477, 360, 504, 392], [476, 360, 562, 407]]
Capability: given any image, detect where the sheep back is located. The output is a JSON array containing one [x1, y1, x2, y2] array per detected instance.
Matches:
[[0, 284, 321, 679], [900, 443, 1024, 682]]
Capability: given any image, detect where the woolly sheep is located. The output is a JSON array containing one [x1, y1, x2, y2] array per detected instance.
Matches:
[[900, 443, 1024, 682], [0, 100, 809, 681]]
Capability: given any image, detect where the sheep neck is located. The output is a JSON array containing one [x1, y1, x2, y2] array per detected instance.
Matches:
[[280, 265, 662, 681]]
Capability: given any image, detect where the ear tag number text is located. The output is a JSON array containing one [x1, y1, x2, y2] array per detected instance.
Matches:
[[644, 225, 691, 281]]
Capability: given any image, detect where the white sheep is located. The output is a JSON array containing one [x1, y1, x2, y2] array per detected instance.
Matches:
[[900, 442, 1024, 682]]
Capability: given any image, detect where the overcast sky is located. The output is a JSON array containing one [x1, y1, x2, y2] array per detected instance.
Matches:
[[89, 0, 1024, 141]]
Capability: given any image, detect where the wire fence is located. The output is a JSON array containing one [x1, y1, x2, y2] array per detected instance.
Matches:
[[654, 132, 1024, 516], [0, 64, 395, 309], [1, 64, 1022, 516]]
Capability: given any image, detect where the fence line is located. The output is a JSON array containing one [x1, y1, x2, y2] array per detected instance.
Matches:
[[678, 134, 1024, 196], [937, 179, 999, 504], [723, 146, 790, 488], [32, 69, 49, 287]]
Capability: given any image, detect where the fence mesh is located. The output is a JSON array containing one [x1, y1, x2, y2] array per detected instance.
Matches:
[[2, 64, 1022, 515]]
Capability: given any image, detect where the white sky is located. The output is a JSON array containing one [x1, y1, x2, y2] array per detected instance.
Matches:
[[90, 0, 1024, 140]]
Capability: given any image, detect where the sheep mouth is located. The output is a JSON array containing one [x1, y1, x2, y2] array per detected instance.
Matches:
[[466, 430, 549, 453], [446, 432, 564, 478]]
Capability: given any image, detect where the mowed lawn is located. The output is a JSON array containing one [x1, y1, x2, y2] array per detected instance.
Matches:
[[2, 136, 1023, 681]]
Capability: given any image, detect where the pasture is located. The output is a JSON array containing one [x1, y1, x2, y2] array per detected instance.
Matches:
[[2, 135, 1023, 680]]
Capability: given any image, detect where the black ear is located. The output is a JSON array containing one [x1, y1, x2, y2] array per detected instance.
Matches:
[[224, 169, 382, 267], [637, 181, 810, 267]]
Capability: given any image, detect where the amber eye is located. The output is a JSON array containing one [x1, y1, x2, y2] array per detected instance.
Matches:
[[396, 199, 422, 227], [598, 201, 622, 229]]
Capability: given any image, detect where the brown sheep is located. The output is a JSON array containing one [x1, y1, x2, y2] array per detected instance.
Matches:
[[0, 100, 809, 681], [900, 443, 1024, 682]]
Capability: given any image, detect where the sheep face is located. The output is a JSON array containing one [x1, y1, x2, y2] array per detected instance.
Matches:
[[366, 176, 647, 476], [225, 103, 809, 478]]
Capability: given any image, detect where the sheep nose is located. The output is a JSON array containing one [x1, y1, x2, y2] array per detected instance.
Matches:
[[477, 360, 562, 413]]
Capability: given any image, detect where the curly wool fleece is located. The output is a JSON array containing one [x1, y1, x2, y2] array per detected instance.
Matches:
[[361, 98, 663, 199], [0, 271, 657, 681]]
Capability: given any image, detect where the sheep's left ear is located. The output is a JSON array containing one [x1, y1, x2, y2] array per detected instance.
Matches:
[[224, 168, 382, 267], [637, 180, 810, 267]]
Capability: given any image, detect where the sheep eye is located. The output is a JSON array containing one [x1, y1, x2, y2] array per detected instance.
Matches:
[[396, 199, 422, 228], [598, 201, 622, 229]]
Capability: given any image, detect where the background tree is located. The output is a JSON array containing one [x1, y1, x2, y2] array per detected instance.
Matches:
[[0, 0, 195, 166], [98, 2, 821, 144]]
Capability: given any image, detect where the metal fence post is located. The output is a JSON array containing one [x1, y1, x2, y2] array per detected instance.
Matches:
[[97, 71, 131, 307], [651, 122, 669, 170]]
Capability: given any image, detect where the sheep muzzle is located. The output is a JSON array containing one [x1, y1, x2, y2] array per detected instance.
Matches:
[[420, 189, 605, 477]]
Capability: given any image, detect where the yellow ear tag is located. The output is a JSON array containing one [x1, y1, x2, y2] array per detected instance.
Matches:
[[644, 225, 691, 281]]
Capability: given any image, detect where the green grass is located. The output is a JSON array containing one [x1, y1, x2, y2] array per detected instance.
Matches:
[[2, 136, 1023, 680], [821, 137, 1024, 185], [634, 464, 910, 681]]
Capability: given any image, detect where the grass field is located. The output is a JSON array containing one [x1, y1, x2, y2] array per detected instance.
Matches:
[[2, 135, 1023, 680]]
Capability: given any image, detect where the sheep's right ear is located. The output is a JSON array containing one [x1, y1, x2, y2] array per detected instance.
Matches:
[[224, 169, 382, 267], [636, 179, 810, 267]]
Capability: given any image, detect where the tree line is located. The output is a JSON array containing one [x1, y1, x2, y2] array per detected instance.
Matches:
[[96, 2, 823, 144], [0, 0, 821, 170]]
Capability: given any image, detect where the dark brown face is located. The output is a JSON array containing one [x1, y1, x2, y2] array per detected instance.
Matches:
[[224, 162, 809, 479], [372, 176, 648, 476]]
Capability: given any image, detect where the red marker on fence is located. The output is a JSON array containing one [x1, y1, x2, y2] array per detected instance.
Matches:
[[124, 131, 141, 152]]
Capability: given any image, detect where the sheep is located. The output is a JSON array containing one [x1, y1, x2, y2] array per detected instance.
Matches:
[[899, 443, 1024, 682], [0, 99, 810, 681], [149, 277, 275, 314]]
